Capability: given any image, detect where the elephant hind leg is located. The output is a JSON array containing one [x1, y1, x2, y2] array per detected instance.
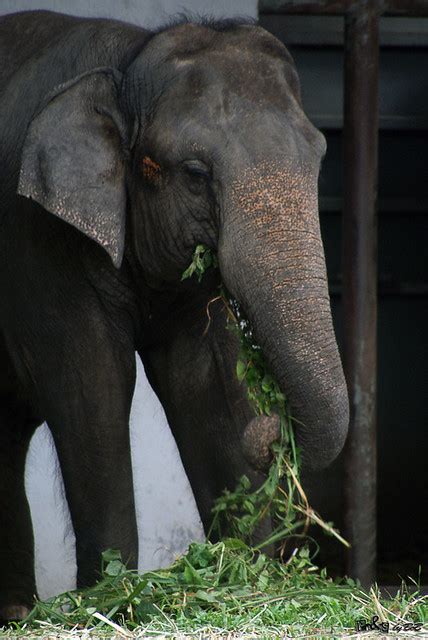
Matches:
[[0, 396, 40, 622], [0, 346, 40, 622]]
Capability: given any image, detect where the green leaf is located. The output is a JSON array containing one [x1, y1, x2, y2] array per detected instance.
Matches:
[[135, 601, 157, 622], [101, 549, 122, 563], [105, 560, 125, 577], [257, 570, 270, 590], [236, 359, 247, 381], [181, 245, 218, 283], [182, 558, 203, 585], [181, 264, 195, 281], [194, 589, 216, 603], [223, 538, 249, 550]]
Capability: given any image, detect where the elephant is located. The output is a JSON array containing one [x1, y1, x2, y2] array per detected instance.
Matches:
[[0, 10, 349, 621]]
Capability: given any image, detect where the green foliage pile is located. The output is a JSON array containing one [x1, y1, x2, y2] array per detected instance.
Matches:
[[9, 545, 426, 637]]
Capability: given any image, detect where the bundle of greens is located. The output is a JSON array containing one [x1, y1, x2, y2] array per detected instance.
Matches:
[[182, 245, 347, 554]]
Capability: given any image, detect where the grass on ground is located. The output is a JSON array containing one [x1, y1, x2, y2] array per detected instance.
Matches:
[[2, 541, 427, 639]]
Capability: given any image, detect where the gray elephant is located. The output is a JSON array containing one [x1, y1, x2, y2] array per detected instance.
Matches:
[[0, 10, 349, 621]]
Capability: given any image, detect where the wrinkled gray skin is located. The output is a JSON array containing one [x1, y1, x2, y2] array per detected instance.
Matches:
[[0, 11, 349, 621]]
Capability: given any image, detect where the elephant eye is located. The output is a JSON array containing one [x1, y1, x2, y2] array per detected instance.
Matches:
[[182, 160, 211, 180]]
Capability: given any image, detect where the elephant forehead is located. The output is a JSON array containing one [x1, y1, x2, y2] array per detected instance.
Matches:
[[144, 25, 299, 108], [173, 51, 294, 108]]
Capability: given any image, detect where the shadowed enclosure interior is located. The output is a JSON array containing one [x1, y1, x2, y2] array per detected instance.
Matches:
[[259, 9, 428, 584]]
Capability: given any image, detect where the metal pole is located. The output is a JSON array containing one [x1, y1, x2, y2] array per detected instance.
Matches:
[[342, 0, 379, 588]]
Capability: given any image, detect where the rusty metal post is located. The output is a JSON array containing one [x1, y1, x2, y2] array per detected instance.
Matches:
[[342, 0, 379, 588]]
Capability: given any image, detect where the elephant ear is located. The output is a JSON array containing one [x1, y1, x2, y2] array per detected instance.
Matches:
[[18, 68, 127, 268]]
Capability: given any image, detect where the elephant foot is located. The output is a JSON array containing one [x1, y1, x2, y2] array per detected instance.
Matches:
[[0, 604, 31, 624], [242, 414, 281, 471]]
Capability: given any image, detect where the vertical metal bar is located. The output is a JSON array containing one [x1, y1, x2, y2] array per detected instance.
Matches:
[[342, 0, 379, 588]]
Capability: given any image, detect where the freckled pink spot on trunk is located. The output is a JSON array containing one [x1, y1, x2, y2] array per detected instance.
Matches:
[[229, 160, 318, 227]]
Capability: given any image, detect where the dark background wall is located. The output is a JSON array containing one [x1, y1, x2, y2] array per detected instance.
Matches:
[[259, 13, 428, 583]]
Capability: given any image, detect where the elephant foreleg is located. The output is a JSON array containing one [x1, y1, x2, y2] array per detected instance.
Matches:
[[26, 318, 138, 588]]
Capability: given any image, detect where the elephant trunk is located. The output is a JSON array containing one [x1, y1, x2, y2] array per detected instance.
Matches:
[[219, 161, 349, 470]]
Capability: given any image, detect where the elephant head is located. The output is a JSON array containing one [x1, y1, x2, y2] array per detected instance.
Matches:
[[18, 21, 348, 470]]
